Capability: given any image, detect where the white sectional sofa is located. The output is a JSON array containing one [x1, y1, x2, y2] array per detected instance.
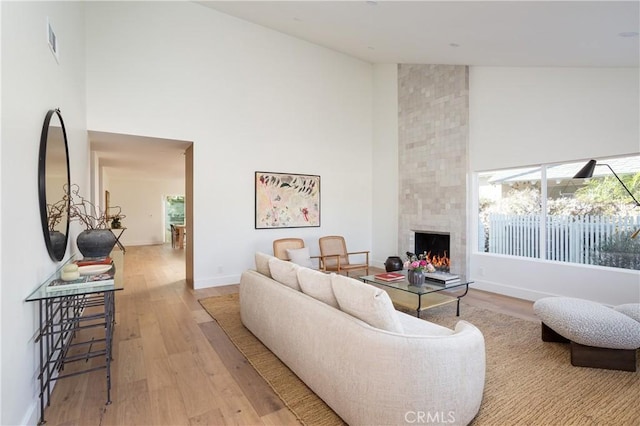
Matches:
[[239, 253, 486, 425]]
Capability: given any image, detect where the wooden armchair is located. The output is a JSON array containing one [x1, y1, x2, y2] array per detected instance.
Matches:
[[318, 235, 369, 277], [272, 238, 320, 269]]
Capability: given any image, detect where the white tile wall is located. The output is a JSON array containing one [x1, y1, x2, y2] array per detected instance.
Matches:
[[398, 64, 469, 274]]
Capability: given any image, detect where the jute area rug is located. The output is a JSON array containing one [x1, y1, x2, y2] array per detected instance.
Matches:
[[199, 293, 640, 425]]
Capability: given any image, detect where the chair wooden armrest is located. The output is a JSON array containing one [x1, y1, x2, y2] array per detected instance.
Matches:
[[347, 250, 369, 256], [318, 236, 370, 276], [318, 254, 340, 271], [347, 251, 369, 265], [309, 255, 323, 270], [319, 254, 341, 263]]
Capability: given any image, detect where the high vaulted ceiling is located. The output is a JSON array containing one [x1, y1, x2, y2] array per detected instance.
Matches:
[[93, 1, 639, 181], [199, 0, 639, 67]]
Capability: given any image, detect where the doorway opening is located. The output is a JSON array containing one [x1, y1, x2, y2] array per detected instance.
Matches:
[[165, 195, 185, 244]]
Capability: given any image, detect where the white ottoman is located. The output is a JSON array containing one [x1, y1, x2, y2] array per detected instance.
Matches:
[[614, 303, 640, 322], [533, 297, 640, 371]]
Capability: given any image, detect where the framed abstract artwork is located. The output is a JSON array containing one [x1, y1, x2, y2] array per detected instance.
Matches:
[[255, 171, 320, 229]]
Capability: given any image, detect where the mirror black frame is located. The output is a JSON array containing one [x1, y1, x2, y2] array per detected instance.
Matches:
[[38, 108, 71, 261]]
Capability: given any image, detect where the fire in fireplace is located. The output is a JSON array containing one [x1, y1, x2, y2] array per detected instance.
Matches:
[[414, 231, 450, 272]]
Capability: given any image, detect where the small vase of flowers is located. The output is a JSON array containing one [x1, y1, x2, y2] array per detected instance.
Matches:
[[404, 252, 436, 286]]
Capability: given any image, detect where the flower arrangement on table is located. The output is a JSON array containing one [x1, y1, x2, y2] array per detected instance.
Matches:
[[404, 251, 436, 273]]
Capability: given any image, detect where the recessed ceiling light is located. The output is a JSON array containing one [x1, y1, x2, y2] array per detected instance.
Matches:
[[618, 31, 639, 38]]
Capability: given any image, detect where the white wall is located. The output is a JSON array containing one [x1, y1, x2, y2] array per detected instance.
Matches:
[[371, 64, 399, 267], [85, 1, 373, 288], [0, 1, 87, 424], [470, 67, 639, 170], [468, 67, 640, 305], [106, 176, 185, 246]]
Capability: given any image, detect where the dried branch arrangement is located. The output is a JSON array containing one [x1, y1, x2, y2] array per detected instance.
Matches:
[[47, 184, 126, 230]]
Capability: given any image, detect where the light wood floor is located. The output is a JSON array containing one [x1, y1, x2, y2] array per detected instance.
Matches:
[[42, 244, 536, 425]]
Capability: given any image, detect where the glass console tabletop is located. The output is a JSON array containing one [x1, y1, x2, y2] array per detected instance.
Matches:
[[26, 253, 124, 301], [360, 272, 472, 317]]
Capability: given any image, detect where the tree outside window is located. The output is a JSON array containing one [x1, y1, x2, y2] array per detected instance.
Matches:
[[478, 155, 640, 271]]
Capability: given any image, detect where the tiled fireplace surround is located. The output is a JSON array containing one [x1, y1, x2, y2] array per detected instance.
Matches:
[[398, 64, 469, 275]]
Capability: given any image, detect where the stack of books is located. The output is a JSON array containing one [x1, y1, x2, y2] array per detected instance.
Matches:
[[423, 271, 461, 287], [374, 272, 405, 282], [46, 260, 115, 292], [75, 257, 112, 267]]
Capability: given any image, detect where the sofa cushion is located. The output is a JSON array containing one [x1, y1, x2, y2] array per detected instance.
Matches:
[[268, 257, 301, 291], [287, 247, 314, 269], [255, 252, 274, 278], [331, 274, 403, 333], [397, 311, 453, 336], [297, 268, 338, 308]]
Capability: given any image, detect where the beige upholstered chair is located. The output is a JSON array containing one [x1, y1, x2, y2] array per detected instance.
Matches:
[[273, 238, 320, 269], [318, 235, 369, 277]]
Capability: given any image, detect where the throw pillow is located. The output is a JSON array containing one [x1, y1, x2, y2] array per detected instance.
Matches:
[[297, 268, 339, 308], [286, 247, 314, 269], [254, 252, 274, 278], [331, 274, 404, 333], [268, 257, 301, 291]]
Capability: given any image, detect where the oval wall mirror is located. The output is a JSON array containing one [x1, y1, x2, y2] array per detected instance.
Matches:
[[38, 109, 71, 261]]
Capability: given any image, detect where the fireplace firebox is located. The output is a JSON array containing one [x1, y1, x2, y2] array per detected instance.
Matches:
[[414, 231, 450, 272]]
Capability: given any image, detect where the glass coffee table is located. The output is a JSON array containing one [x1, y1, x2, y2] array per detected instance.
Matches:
[[360, 273, 472, 317]]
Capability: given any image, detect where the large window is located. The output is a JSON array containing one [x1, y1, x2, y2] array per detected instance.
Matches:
[[478, 154, 640, 271]]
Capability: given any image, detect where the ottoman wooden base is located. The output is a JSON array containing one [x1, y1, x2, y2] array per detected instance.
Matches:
[[541, 322, 569, 343], [540, 323, 637, 371], [570, 342, 637, 372]]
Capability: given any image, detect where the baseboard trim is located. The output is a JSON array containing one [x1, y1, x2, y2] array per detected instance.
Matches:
[[194, 274, 241, 289], [471, 280, 557, 302]]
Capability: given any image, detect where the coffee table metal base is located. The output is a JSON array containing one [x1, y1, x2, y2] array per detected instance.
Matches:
[[361, 275, 472, 317], [378, 285, 469, 317]]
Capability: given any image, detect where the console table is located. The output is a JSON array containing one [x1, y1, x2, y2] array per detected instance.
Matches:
[[25, 252, 124, 425]]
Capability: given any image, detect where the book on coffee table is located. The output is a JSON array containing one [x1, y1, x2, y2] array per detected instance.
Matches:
[[423, 271, 460, 286], [374, 272, 405, 282]]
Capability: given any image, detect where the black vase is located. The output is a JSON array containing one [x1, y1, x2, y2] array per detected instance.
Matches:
[[49, 230, 66, 260], [384, 256, 403, 272], [76, 229, 116, 259]]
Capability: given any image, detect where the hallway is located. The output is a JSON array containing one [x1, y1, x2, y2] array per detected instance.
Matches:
[[43, 244, 299, 425]]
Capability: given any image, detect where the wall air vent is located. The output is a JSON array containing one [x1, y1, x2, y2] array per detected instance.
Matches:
[[47, 17, 59, 63]]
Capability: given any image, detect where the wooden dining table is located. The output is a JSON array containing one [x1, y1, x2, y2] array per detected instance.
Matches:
[[174, 224, 186, 249]]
